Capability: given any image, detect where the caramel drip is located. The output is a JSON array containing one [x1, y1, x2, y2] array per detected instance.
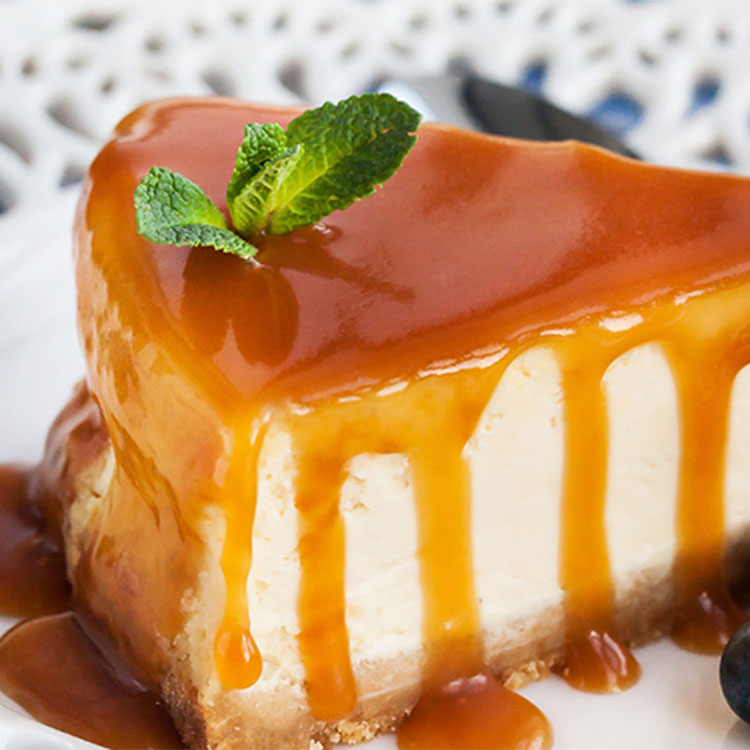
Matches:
[[295, 452, 356, 720], [410, 439, 482, 685], [290, 409, 401, 720], [556, 348, 641, 692], [214, 419, 269, 689], [291, 423, 377, 720], [668, 339, 747, 652], [399, 422, 553, 749]]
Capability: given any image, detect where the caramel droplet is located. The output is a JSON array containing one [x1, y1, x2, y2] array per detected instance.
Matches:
[[672, 587, 747, 654], [215, 625, 263, 689], [560, 630, 641, 693], [397, 673, 552, 750]]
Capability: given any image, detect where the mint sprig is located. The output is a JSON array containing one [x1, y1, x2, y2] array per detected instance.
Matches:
[[134, 93, 421, 261]]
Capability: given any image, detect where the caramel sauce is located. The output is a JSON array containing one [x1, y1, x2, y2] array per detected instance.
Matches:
[[295, 450, 357, 720], [1, 97, 750, 749], [397, 673, 552, 750], [0, 386, 184, 749], [285, 369, 501, 721], [555, 347, 641, 692], [0, 465, 69, 617], [0, 613, 182, 749], [213, 426, 267, 690], [560, 631, 641, 695], [668, 337, 749, 652]]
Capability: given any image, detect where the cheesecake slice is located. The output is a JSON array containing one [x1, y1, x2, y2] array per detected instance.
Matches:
[[61, 97, 750, 749]]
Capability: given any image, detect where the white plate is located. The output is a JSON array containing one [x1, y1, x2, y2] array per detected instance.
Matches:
[[4, 1, 750, 747]]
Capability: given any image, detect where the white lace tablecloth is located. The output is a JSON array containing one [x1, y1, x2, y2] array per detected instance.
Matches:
[[2, 1, 750, 748], [3, 0, 750, 230]]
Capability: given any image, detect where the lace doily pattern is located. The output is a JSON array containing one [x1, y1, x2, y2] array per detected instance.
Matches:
[[1, 0, 750, 228], [1, 2, 750, 748]]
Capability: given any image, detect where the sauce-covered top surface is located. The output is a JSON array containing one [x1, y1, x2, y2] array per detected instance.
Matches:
[[83, 97, 750, 405]]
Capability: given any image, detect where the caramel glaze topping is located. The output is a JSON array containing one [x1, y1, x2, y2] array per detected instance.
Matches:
[[2, 97, 750, 749], [76, 98, 750, 743]]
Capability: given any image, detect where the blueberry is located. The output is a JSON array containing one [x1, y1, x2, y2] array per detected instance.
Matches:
[[721, 620, 750, 722]]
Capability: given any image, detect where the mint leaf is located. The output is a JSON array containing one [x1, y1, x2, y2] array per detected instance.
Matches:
[[229, 145, 304, 237], [226, 122, 288, 206], [135, 166, 258, 259], [230, 93, 421, 235]]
